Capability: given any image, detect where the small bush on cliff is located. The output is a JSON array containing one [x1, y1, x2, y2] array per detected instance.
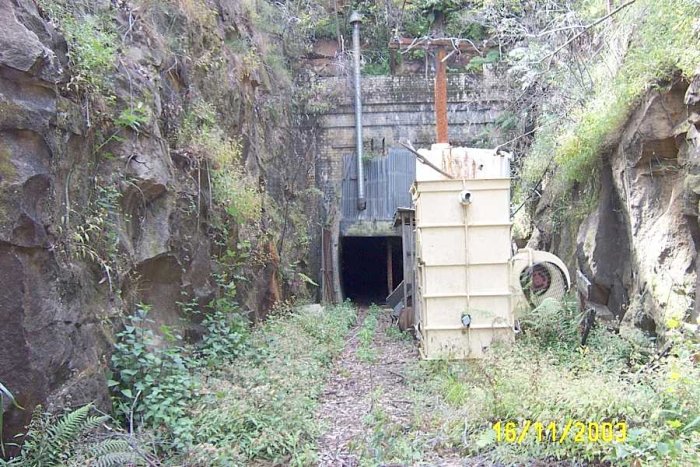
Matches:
[[177, 100, 263, 225], [37, 0, 116, 93]]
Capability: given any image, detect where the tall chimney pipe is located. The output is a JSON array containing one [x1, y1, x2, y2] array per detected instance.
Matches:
[[435, 47, 449, 144], [350, 11, 366, 211], [433, 10, 449, 144]]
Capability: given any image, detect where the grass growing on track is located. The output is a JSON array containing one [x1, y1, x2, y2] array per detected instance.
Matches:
[[178, 301, 357, 466], [356, 304, 382, 363], [401, 298, 700, 466]]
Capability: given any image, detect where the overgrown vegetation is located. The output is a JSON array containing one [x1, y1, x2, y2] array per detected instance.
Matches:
[[111, 301, 354, 462], [521, 0, 700, 191], [363, 297, 699, 466], [5, 302, 355, 465], [37, 0, 117, 94], [356, 386, 423, 465], [4, 0, 699, 466], [178, 301, 356, 465], [469, 0, 700, 224]]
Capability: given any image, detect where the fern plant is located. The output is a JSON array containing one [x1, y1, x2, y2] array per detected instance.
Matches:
[[69, 438, 146, 467], [1, 404, 146, 467]]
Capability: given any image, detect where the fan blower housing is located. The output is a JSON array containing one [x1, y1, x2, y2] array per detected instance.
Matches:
[[510, 248, 571, 311]]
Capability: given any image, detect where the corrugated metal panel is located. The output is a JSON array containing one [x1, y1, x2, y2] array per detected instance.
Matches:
[[341, 148, 416, 236]]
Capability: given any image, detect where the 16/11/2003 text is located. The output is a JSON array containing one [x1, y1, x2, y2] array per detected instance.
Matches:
[[492, 420, 627, 444]]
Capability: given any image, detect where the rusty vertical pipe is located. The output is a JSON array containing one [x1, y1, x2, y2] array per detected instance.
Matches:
[[435, 47, 449, 144], [350, 11, 366, 211]]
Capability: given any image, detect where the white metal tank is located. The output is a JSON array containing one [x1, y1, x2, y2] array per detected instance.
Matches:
[[413, 144, 514, 358]]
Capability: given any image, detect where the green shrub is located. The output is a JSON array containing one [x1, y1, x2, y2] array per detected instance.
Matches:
[[363, 59, 391, 76], [196, 301, 249, 367], [109, 304, 197, 451], [466, 50, 501, 72], [2, 405, 105, 466]]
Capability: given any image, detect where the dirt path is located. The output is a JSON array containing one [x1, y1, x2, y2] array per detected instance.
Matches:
[[316, 307, 420, 466]]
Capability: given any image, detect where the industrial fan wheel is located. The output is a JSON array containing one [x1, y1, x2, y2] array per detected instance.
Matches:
[[511, 250, 571, 309]]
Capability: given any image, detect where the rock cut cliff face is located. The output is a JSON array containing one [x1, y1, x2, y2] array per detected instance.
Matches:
[[0, 0, 315, 447], [531, 78, 700, 334]]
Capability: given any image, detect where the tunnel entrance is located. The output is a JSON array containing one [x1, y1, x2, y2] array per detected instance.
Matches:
[[340, 236, 403, 304]]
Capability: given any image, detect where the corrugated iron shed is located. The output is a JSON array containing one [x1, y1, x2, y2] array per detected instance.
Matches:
[[341, 148, 416, 236]]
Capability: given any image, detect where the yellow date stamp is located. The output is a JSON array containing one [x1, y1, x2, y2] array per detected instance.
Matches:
[[493, 420, 627, 444]]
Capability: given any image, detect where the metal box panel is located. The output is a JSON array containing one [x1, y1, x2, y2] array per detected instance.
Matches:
[[415, 182, 510, 226], [417, 228, 466, 265], [417, 226, 511, 265], [420, 264, 510, 296], [422, 328, 514, 359], [414, 172, 514, 359], [464, 226, 512, 264], [422, 295, 512, 328]]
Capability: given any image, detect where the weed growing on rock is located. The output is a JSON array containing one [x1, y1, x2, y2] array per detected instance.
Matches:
[[60, 182, 122, 293], [177, 100, 262, 225], [115, 103, 149, 133], [37, 1, 116, 94]]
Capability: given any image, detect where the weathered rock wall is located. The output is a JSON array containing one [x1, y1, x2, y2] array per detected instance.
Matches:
[[0, 0, 313, 448], [531, 79, 700, 333]]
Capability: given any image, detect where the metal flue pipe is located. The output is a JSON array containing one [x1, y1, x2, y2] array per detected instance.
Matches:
[[435, 47, 449, 144], [350, 11, 366, 211]]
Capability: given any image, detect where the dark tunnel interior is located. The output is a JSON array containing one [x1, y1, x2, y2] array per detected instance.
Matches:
[[340, 236, 403, 304]]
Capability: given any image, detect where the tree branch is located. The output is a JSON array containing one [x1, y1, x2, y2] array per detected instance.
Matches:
[[400, 141, 454, 179], [538, 0, 637, 64]]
